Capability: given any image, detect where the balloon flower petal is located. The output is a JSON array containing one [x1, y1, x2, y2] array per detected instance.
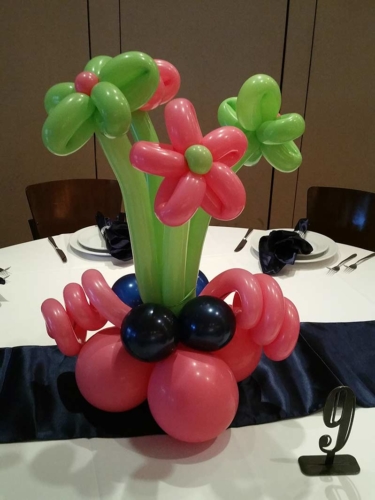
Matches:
[[218, 74, 305, 172], [165, 98, 203, 153], [202, 163, 246, 220], [155, 174, 206, 226], [202, 126, 247, 167], [130, 142, 187, 177], [140, 59, 181, 111]]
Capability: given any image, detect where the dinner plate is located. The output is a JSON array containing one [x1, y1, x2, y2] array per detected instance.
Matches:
[[78, 225, 108, 252], [69, 226, 111, 257], [249, 229, 338, 264]]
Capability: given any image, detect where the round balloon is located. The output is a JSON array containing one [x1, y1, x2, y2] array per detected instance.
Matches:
[[196, 270, 209, 296], [121, 303, 179, 362], [112, 273, 142, 308], [179, 296, 236, 351], [148, 349, 239, 442], [75, 327, 154, 412], [212, 326, 262, 382]]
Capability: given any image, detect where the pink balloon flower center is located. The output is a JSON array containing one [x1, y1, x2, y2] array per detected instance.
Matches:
[[75, 71, 99, 96]]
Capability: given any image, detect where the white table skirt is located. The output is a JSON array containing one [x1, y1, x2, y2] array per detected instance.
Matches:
[[1, 226, 374, 499]]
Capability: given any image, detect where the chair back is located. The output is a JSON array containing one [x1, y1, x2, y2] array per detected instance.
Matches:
[[307, 186, 375, 250], [26, 179, 122, 239]]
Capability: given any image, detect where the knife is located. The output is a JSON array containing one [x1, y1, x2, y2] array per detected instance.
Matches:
[[234, 228, 253, 252], [48, 236, 67, 263]]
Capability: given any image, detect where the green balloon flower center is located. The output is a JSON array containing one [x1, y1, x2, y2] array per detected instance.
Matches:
[[184, 145, 213, 175]]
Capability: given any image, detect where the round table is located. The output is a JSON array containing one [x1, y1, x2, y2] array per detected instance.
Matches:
[[1, 226, 374, 499]]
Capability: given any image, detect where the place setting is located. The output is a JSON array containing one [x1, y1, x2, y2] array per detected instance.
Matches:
[[68, 212, 133, 262]]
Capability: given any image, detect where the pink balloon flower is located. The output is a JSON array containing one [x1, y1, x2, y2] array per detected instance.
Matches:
[[130, 98, 248, 226], [140, 59, 181, 111]]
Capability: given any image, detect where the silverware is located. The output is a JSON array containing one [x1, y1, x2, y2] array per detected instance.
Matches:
[[234, 228, 253, 252], [326, 253, 357, 274], [48, 236, 67, 263], [344, 252, 375, 273]]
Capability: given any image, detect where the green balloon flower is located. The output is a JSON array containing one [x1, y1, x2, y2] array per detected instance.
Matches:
[[42, 52, 159, 155], [218, 74, 305, 172]]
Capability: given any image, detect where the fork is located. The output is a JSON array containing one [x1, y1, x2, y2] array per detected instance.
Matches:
[[344, 252, 375, 273], [326, 254, 357, 274]]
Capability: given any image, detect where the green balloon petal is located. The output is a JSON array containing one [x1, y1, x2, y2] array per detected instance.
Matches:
[[261, 141, 302, 172], [100, 51, 159, 111], [91, 82, 132, 138], [243, 132, 262, 166], [237, 74, 281, 132], [44, 82, 75, 114], [42, 93, 95, 156], [256, 113, 305, 145], [217, 97, 242, 128], [84, 55, 112, 77]]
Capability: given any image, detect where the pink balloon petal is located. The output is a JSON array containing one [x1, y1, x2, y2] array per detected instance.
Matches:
[[155, 173, 206, 226], [156, 59, 181, 105], [139, 78, 164, 111], [130, 142, 187, 177], [202, 162, 246, 220], [202, 126, 248, 167], [139, 59, 181, 111], [165, 98, 203, 153]]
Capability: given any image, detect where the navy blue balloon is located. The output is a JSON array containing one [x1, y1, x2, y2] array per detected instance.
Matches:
[[179, 296, 236, 351], [121, 303, 179, 362], [112, 273, 142, 308], [113, 271, 209, 307], [196, 270, 209, 296]]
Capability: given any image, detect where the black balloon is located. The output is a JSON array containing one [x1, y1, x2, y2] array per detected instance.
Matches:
[[178, 296, 236, 351], [121, 303, 179, 362]]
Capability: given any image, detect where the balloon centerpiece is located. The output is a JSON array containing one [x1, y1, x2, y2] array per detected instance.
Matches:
[[41, 52, 304, 443]]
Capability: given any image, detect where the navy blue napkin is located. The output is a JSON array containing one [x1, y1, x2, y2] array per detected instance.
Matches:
[[259, 218, 313, 275], [95, 212, 133, 261]]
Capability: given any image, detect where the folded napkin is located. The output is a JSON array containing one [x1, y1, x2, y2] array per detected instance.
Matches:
[[259, 218, 313, 275], [95, 212, 133, 261]]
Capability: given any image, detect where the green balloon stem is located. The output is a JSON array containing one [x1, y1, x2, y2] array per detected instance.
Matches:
[[185, 208, 211, 297], [96, 132, 162, 304], [162, 221, 190, 310], [130, 110, 164, 280]]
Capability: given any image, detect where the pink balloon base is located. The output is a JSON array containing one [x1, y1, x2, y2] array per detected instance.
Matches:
[[41, 268, 300, 443]]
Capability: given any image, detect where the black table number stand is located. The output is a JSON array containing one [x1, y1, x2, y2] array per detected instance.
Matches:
[[299, 386, 360, 476]]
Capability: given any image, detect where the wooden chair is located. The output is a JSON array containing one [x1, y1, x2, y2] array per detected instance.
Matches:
[[26, 179, 122, 239], [307, 186, 375, 250]]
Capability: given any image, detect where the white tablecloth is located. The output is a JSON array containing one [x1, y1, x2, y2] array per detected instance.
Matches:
[[1, 227, 374, 499]]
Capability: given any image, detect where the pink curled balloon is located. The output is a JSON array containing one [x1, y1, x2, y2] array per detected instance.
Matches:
[[140, 59, 181, 111], [81, 269, 130, 328], [76, 327, 154, 412], [41, 270, 131, 357], [212, 325, 262, 382], [248, 274, 285, 346], [41, 298, 84, 356], [200, 268, 263, 329], [148, 349, 239, 442], [263, 298, 300, 361], [130, 98, 248, 226], [64, 283, 107, 331]]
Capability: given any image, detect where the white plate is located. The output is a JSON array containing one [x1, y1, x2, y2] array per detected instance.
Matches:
[[249, 229, 338, 264], [69, 227, 111, 257], [78, 225, 108, 252]]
